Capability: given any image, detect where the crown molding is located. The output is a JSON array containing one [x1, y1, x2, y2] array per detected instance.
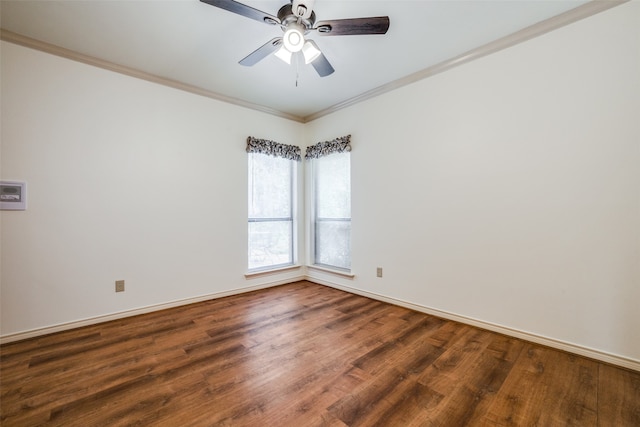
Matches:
[[0, 28, 305, 123], [1, 0, 629, 124], [302, 0, 629, 122]]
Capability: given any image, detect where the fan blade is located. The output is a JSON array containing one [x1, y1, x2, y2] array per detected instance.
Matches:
[[311, 53, 335, 77], [200, 0, 280, 25], [239, 38, 283, 66], [314, 16, 390, 36]]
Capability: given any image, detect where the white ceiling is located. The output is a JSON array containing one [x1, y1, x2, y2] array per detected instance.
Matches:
[[1, 0, 597, 121]]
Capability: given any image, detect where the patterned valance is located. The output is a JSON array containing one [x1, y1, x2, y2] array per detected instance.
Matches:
[[305, 135, 351, 160], [246, 136, 301, 161]]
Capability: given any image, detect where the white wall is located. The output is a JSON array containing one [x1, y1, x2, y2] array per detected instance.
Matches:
[[306, 2, 640, 362], [1, 41, 305, 336], [2, 2, 639, 366]]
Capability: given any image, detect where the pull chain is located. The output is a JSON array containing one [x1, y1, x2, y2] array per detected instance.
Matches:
[[295, 53, 300, 87]]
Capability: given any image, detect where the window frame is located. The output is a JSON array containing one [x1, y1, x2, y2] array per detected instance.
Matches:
[[310, 152, 351, 272], [247, 152, 297, 272]]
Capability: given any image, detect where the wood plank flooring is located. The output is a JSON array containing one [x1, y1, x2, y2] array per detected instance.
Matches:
[[1, 281, 639, 426]]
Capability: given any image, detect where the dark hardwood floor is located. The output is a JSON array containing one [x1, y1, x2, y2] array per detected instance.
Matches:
[[1, 281, 639, 426]]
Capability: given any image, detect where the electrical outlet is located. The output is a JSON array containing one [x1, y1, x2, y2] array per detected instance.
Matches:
[[376, 267, 383, 278], [115, 280, 125, 292]]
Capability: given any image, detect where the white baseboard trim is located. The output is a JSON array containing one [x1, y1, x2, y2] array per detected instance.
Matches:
[[306, 277, 640, 372], [3, 274, 639, 373], [0, 275, 305, 344]]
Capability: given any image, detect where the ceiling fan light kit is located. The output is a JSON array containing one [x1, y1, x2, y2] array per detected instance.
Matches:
[[292, 0, 313, 20], [302, 40, 321, 64], [201, 0, 390, 77], [274, 45, 293, 64], [283, 24, 305, 52]]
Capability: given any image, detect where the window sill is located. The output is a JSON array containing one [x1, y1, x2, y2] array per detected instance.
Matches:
[[245, 265, 302, 279], [307, 265, 355, 279]]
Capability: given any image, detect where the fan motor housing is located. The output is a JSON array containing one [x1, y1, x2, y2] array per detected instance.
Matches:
[[277, 4, 316, 32]]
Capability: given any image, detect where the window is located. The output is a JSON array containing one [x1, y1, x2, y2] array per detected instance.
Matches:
[[248, 152, 296, 271], [312, 152, 351, 270]]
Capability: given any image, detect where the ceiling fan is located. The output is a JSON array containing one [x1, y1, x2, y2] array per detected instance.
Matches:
[[200, 0, 390, 77]]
